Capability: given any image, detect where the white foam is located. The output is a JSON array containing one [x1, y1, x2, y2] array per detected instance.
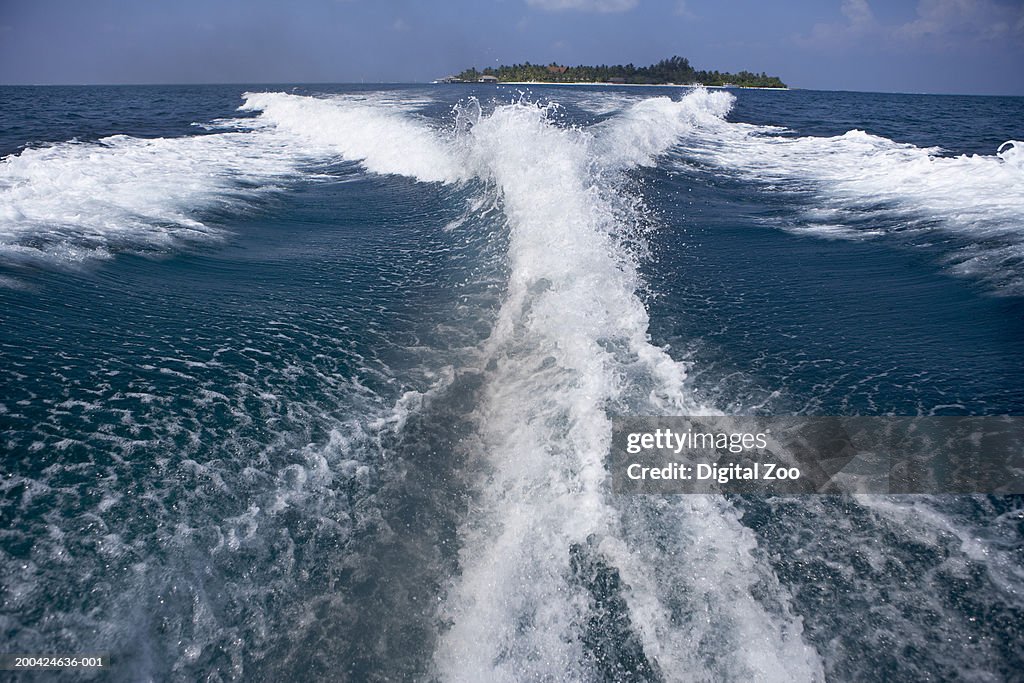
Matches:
[[659, 91, 1024, 288], [861, 496, 1024, 608], [0, 130, 306, 265], [239, 92, 465, 184], [11, 88, 1013, 677], [0, 90, 460, 268], [997, 140, 1024, 170], [433, 99, 824, 681], [593, 89, 736, 170], [707, 128, 1024, 239]]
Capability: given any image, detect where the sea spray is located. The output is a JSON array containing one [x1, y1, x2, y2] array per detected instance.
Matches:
[[431, 97, 824, 681], [240, 92, 465, 184]]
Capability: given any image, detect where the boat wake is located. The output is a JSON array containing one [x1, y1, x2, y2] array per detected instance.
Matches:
[[3, 88, 1021, 680]]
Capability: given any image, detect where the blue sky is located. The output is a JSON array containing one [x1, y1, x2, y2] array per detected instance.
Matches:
[[1, 0, 1022, 94]]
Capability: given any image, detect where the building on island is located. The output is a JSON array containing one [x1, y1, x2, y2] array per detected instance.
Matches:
[[479, 75, 498, 83]]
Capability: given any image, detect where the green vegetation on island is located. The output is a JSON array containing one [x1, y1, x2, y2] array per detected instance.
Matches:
[[450, 56, 786, 88]]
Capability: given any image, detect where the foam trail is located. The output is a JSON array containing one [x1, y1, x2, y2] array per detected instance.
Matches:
[[21, 90, 1008, 678], [0, 91, 460, 269], [591, 89, 735, 170], [0, 130, 305, 266], [694, 129, 1024, 240], [433, 100, 824, 681], [657, 90, 1024, 232], [240, 92, 465, 184], [656, 90, 1024, 290]]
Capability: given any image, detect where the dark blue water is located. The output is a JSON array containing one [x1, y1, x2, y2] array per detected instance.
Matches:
[[1, 84, 1022, 681]]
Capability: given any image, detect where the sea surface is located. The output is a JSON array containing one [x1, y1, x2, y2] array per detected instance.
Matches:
[[1, 83, 1023, 681]]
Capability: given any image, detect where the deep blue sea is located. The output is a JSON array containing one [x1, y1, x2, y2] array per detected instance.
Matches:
[[1, 83, 1023, 681]]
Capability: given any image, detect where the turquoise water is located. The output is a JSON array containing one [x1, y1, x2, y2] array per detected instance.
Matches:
[[1, 84, 1023, 680]]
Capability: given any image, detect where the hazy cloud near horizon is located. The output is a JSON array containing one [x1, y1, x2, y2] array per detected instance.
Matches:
[[526, 0, 640, 12], [0, 0, 1021, 95], [800, 0, 1024, 49]]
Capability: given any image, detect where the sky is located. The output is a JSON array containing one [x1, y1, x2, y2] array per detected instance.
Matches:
[[1, 0, 1022, 95]]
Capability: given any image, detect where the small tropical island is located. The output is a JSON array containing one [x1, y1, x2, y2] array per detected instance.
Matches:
[[442, 56, 786, 88]]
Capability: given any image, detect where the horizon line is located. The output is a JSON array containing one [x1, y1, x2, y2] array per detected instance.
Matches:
[[0, 81, 1019, 97], [0, 81, 1022, 98]]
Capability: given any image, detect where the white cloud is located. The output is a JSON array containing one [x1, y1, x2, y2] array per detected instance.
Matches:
[[674, 0, 695, 19], [798, 0, 875, 47], [799, 0, 1023, 49], [896, 0, 1022, 41], [526, 0, 639, 13], [840, 0, 874, 27]]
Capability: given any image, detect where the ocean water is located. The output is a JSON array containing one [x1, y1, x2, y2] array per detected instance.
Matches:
[[1, 83, 1023, 681]]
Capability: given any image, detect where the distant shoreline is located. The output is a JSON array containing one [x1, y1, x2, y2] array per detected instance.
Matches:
[[448, 57, 787, 89], [482, 81, 789, 90]]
